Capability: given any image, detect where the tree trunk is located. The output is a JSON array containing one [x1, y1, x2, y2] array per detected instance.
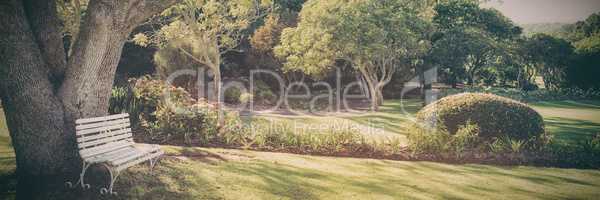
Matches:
[[375, 85, 384, 106], [1, 0, 180, 199], [360, 70, 379, 111], [22, 0, 68, 86], [0, 1, 77, 199], [58, 0, 131, 119], [368, 85, 379, 111]]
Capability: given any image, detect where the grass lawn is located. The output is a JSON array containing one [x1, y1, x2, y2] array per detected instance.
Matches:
[[530, 100, 600, 145], [1, 100, 600, 199], [256, 99, 600, 146]]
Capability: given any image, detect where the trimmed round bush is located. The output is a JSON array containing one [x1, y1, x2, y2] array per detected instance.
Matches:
[[416, 93, 545, 140], [224, 87, 242, 104]]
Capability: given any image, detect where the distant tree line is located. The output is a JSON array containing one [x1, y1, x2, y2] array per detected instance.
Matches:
[[116, 0, 600, 109]]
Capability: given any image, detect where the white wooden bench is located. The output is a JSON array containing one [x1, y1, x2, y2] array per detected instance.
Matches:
[[65, 113, 164, 195]]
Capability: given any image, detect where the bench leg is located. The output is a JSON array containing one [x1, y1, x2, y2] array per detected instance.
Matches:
[[65, 162, 91, 190], [149, 155, 162, 173], [99, 164, 120, 195]]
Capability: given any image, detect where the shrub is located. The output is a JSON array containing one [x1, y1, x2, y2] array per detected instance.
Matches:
[[439, 86, 600, 102], [543, 133, 600, 168], [132, 76, 193, 108], [407, 122, 480, 156], [109, 86, 140, 116], [416, 93, 545, 141], [224, 87, 242, 104], [148, 104, 208, 144], [232, 119, 405, 156], [253, 80, 277, 105], [117, 76, 251, 146], [129, 75, 194, 125], [581, 133, 600, 155], [141, 100, 247, 146], [239, 92, 253, 104]]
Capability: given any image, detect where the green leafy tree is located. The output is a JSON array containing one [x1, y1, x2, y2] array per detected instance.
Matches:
[[542, 12, 600, 89], [429, 0, 521, 87], [566, 33, 600, 89], [135, 0, 271, 126], [1, 0, 179, 198], [523, 34, 574, 90], [275, 0, 429, 111], [430, 28, 499, 86]]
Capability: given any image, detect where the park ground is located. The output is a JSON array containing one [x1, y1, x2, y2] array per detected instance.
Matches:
[[1, 100, 600, 199]]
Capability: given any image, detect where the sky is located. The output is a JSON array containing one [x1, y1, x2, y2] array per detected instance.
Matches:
[[482, 0, 600, 24]]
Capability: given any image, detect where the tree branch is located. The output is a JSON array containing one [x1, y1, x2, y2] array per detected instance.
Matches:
[[126, 0, 181, 30], [22, 0, 68, 89]]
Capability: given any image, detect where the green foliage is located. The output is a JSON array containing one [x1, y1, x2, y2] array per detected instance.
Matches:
[[581, 133, 600, 154], [430, 0, 522, 86], [135, 0, 272, 114], [275, 0, 428, 75], [566, 49, 600, 90], [253, 80, 277, 104], [109, 76, 194, 124], [132, 76, 193, 110], [486, 137, 528, 154], [56, 0, 88, 52], [572, 12, 600, 40], [224, 87, 242, 104], [407, 121, 480, 156], [508, 138, 525, 154], [487, 138, 505, 154], [109, 86, 140, 115], [275, 0, 429, 110], [433, 0, 521, 40], [152, 35, 203, 80], [528, 12, 600, 90], [429, 27, 499, 85], [251, 14, 287, 55], [239, 92, 254, 104], [154, 0, 272, 49], [148, 103, 210, 144], [523, 34, 574, 89], [439, 87, 600, 102], [416, 93, 546, 140], [432, 0, 480, 31], [237, 119, 403, 156], [246, 11, 299, 77], [273, 0, 305, 12], [117, 76, 252, 145], [543, 133, 600, 168]]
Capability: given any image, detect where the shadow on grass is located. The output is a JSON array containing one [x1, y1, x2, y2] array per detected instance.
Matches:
[[221, 162, 328, 199], [545, 117, 600, 145], [531, 100, 600, 110]]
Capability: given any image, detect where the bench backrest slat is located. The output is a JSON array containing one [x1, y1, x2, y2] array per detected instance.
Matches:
[[77, 122, 130, 136], [78, 133, 133, 149], [75, 113, 129, 124], [75, 113, 134, 159], [76, 118, 130, 130], [77, 128, 131, 143]]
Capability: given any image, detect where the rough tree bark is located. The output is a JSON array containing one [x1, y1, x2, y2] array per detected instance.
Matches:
[[0, 2, 75, 198], [0, 0, 179, 199]]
